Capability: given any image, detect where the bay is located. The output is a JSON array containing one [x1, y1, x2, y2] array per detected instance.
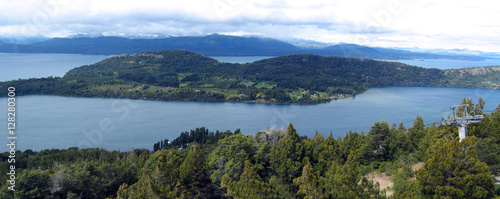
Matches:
[[0, 53, 110, 82], [376, 58, 500, 69], [209, 56, 274, 63], [2, 53, 500, 152], [1, 86, 499, 151]]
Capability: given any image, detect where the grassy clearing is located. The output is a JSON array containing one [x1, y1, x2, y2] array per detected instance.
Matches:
[[253, 81, 275, 89]]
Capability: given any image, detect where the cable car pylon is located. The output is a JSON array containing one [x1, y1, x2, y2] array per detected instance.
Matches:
[[438, 104, 484, 142]]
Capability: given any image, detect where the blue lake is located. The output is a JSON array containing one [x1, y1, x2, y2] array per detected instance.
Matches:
[[1, 87, 499, 151], [377, 58, 500, 69], [0, 53, 110, 82], [210, 56, 274, 63], [1, 53, 500, 151]]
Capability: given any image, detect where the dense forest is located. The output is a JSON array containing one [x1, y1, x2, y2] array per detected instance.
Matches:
[[0, 49, 499, 104], [1, 98, 499, 198]]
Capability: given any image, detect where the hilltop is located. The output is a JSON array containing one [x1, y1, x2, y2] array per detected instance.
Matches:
[[0, 49, 499, 104]]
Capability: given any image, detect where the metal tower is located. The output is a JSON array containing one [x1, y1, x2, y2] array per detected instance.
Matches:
[[438, 104, 484, 142]]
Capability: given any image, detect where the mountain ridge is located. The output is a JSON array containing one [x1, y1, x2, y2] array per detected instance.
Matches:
[[0, 34, 486, 60]]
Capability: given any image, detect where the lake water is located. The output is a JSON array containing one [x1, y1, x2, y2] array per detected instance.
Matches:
[[1, 53, 500, 151], [377, 58, 500, 69], [210, 56, 274, 63], [1, 87, 499, 151], [0, 53, 110, 82]]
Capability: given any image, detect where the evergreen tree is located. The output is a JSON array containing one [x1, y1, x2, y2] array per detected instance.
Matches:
[[409, 115, 425, 150], [208, 134, 256, 183], [270, 124, 304, 183], [253, 141, 272, 179], [392, 164, 417, 198], [178, 143, 211, 197], [368, 121, 392, 161], [321, 151, 366, 198], [293, 161, 321, 199], [15, 170, 51, 199], [416, 137, 495, 198], [304, 131, 333, 176], [221, 161, 276, 199], [383, 122, 413, 160], [337, 131, 369, 165], [459, 97, 485, 116], [117, 149, 185, 198], [369, 121, 391, 147]]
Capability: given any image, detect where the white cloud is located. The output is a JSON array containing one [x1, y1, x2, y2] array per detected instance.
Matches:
[[0, 0, 499, 52]]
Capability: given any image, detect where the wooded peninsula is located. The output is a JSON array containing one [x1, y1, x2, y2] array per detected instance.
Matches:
[[1, 49, 499, 104]]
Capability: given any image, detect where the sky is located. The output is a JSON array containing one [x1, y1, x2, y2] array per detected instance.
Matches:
[[1, 0, 499, 52]]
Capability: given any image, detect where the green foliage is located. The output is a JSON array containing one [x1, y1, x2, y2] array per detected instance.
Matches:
[[268, 175, 296, 199], [359, 164, 375, 176], [154, 127, 235, 151], [178, 143, 212, 197], [117, 149, 187, 198], [392, 164, 417, 198], [338, 131, 370, 165], [3, 50, 499, 104], [208, 134, 256, 183], [3, 98, 500, 198], [270, 124, 305, 183], [222, 161, 276, 199], [0, 148, 147, 199], [303, 131, 336, 176], [15, 170, 51, 199], [409, 115, 426, 149], [293, 161, 321, 199], [416, 137, 496, 198], [321, 151, 367, 198], [444, 66, 500, 89], [476, 138, 500, 174], [460, 97, 486, 116]]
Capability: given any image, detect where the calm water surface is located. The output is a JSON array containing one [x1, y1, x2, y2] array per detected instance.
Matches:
[[2, 54, 500, 151], [377, 58, 500, 69], [210, 56, 273, 63], [0, 53, 110, 81], [1, 87, 499, 151]]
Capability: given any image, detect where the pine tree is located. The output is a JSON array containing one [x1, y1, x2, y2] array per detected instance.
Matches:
[[207, 133, 256, 183], [178, 143, 210, 197], [409, 115, 425, 150], [16, 170, 51, 199], [270, 123, 304, 183], [416, 137, 495, 198], [222, 161, 276, 199], [321, 151, 366, 198], [117, 149, 186, 198], [293, 161, 321, 199], [308, 131, 332, 176]]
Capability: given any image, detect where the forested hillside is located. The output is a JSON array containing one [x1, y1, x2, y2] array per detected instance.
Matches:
[[1, 49, 499, 104], [1, 98, 499, 198]]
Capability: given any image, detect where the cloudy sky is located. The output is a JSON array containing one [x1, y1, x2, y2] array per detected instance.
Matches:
[[1, 0, 500, 52]]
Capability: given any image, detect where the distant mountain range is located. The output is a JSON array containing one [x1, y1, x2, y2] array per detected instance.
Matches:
[[0, 34, 488, 60]]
